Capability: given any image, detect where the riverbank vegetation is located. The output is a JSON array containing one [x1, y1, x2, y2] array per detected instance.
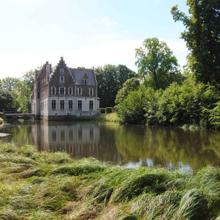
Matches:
[[97, 112, 120, 123], [0, 72, 35, 113], [0, 144, 220, 219], [116, 0, 220, 129], [117, 77, 220, 128]]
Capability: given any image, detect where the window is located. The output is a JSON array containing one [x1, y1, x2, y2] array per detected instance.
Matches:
[[68, 87, 73, 95], [78, 100, 82, 110], [89, 100, 93, 110], [69, 100, 73, 110], [52, 100, 56, 110], [60, 75, 65, 83], [51, 87, 56, 95], [60, 100, 65, 110], [77, 87, 82, 96], [89, 88, 94, 96], [82, 79, 87, 85], [52, 130, 56, 142], [59, 87, 65, 95]]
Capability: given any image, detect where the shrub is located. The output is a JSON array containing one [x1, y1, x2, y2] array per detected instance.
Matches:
[[208, 101, 220, 129], [118, 77, 219, 127], [115, 77, 140, 105], [117, 86, 156, 124], [153, 78, 217, 126], [106, 107, 113, 113], [100, 108, 106, 114]]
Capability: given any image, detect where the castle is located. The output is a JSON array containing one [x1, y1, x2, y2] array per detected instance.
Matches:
[[32, 57, 99, 120]]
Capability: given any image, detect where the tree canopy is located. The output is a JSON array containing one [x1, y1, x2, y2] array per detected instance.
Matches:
[[95, 64, 135, 107], [135, 38, 182, 89], [0, 71, 35, 113], [171, 0, 220, 86], [115, 77, 140, 105]]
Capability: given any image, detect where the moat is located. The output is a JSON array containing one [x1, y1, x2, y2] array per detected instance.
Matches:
[[1, 121, 220, 172]]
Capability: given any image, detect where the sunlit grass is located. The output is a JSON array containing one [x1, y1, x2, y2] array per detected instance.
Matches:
[[0, 143, 220, 219], [97, 112, 120, 123]]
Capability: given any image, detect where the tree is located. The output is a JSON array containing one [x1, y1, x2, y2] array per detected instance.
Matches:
[[0, 91, 14, 112], [23, 70, 35, 91], [0, 71, 35, 113], [115, 77, 140, 105], [13, 80, 32, 112], [95, 65, 135, 107], [135, 38, 181, 89], [171, 0, 220, 86], [0, 77, 19, 92]]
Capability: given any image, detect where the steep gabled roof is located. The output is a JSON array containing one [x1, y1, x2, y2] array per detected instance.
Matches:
[[49, 57, 97, 86], [69, 68, 96, 85]]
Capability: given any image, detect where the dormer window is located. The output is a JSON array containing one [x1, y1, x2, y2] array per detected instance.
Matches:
[[82, 79, 87, 85], [60, 75, 65, 83], [82, 73, 88, 85], [89, 88, 94, 96], [51, 87, 56, 95], [68, 87, 73, 95], [59, 87, 65, 95], [77, 87, 82, 96]]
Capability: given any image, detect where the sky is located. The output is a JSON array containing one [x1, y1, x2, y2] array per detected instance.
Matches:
[[0, 0, 188, 79]]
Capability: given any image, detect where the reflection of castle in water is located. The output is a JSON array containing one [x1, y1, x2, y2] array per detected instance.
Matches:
[[31, 122, 121, 162]]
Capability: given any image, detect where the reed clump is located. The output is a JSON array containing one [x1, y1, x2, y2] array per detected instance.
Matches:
[[0, 143, 219, 219]]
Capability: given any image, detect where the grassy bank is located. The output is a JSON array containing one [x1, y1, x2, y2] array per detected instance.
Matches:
[[0, 144, 220, 219], [97, 112, 120, 123]]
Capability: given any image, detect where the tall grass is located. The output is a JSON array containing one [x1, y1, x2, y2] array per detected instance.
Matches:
[[0, 144, 219, 219]]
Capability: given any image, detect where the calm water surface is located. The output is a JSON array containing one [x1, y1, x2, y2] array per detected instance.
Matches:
[[1, 121, 220, 171]]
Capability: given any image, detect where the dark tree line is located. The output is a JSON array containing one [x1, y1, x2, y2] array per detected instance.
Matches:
[[95, 64, 135, 107]]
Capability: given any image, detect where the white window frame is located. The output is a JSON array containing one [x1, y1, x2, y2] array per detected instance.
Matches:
[[51, 87, 56, 96], [89, 88, 94, 96], [77, 87, 82, 96], [68, 87, 73, 95], [59, 87, 65, 95], [51, 100, 56, 110]]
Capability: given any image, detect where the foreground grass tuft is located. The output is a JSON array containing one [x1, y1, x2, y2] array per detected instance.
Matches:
[[0, 144, 220, 219]]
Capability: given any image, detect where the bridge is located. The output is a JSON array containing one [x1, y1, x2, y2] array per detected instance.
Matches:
[[5, 113, 35, 120]]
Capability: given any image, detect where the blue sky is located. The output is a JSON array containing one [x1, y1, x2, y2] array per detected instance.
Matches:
[[0, 0, 188, 78]]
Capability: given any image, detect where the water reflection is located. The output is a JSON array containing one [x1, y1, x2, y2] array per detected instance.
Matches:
[[1, 122, 220, 170]]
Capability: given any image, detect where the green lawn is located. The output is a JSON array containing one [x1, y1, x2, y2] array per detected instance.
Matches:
[[0, 144, 220, 219]]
